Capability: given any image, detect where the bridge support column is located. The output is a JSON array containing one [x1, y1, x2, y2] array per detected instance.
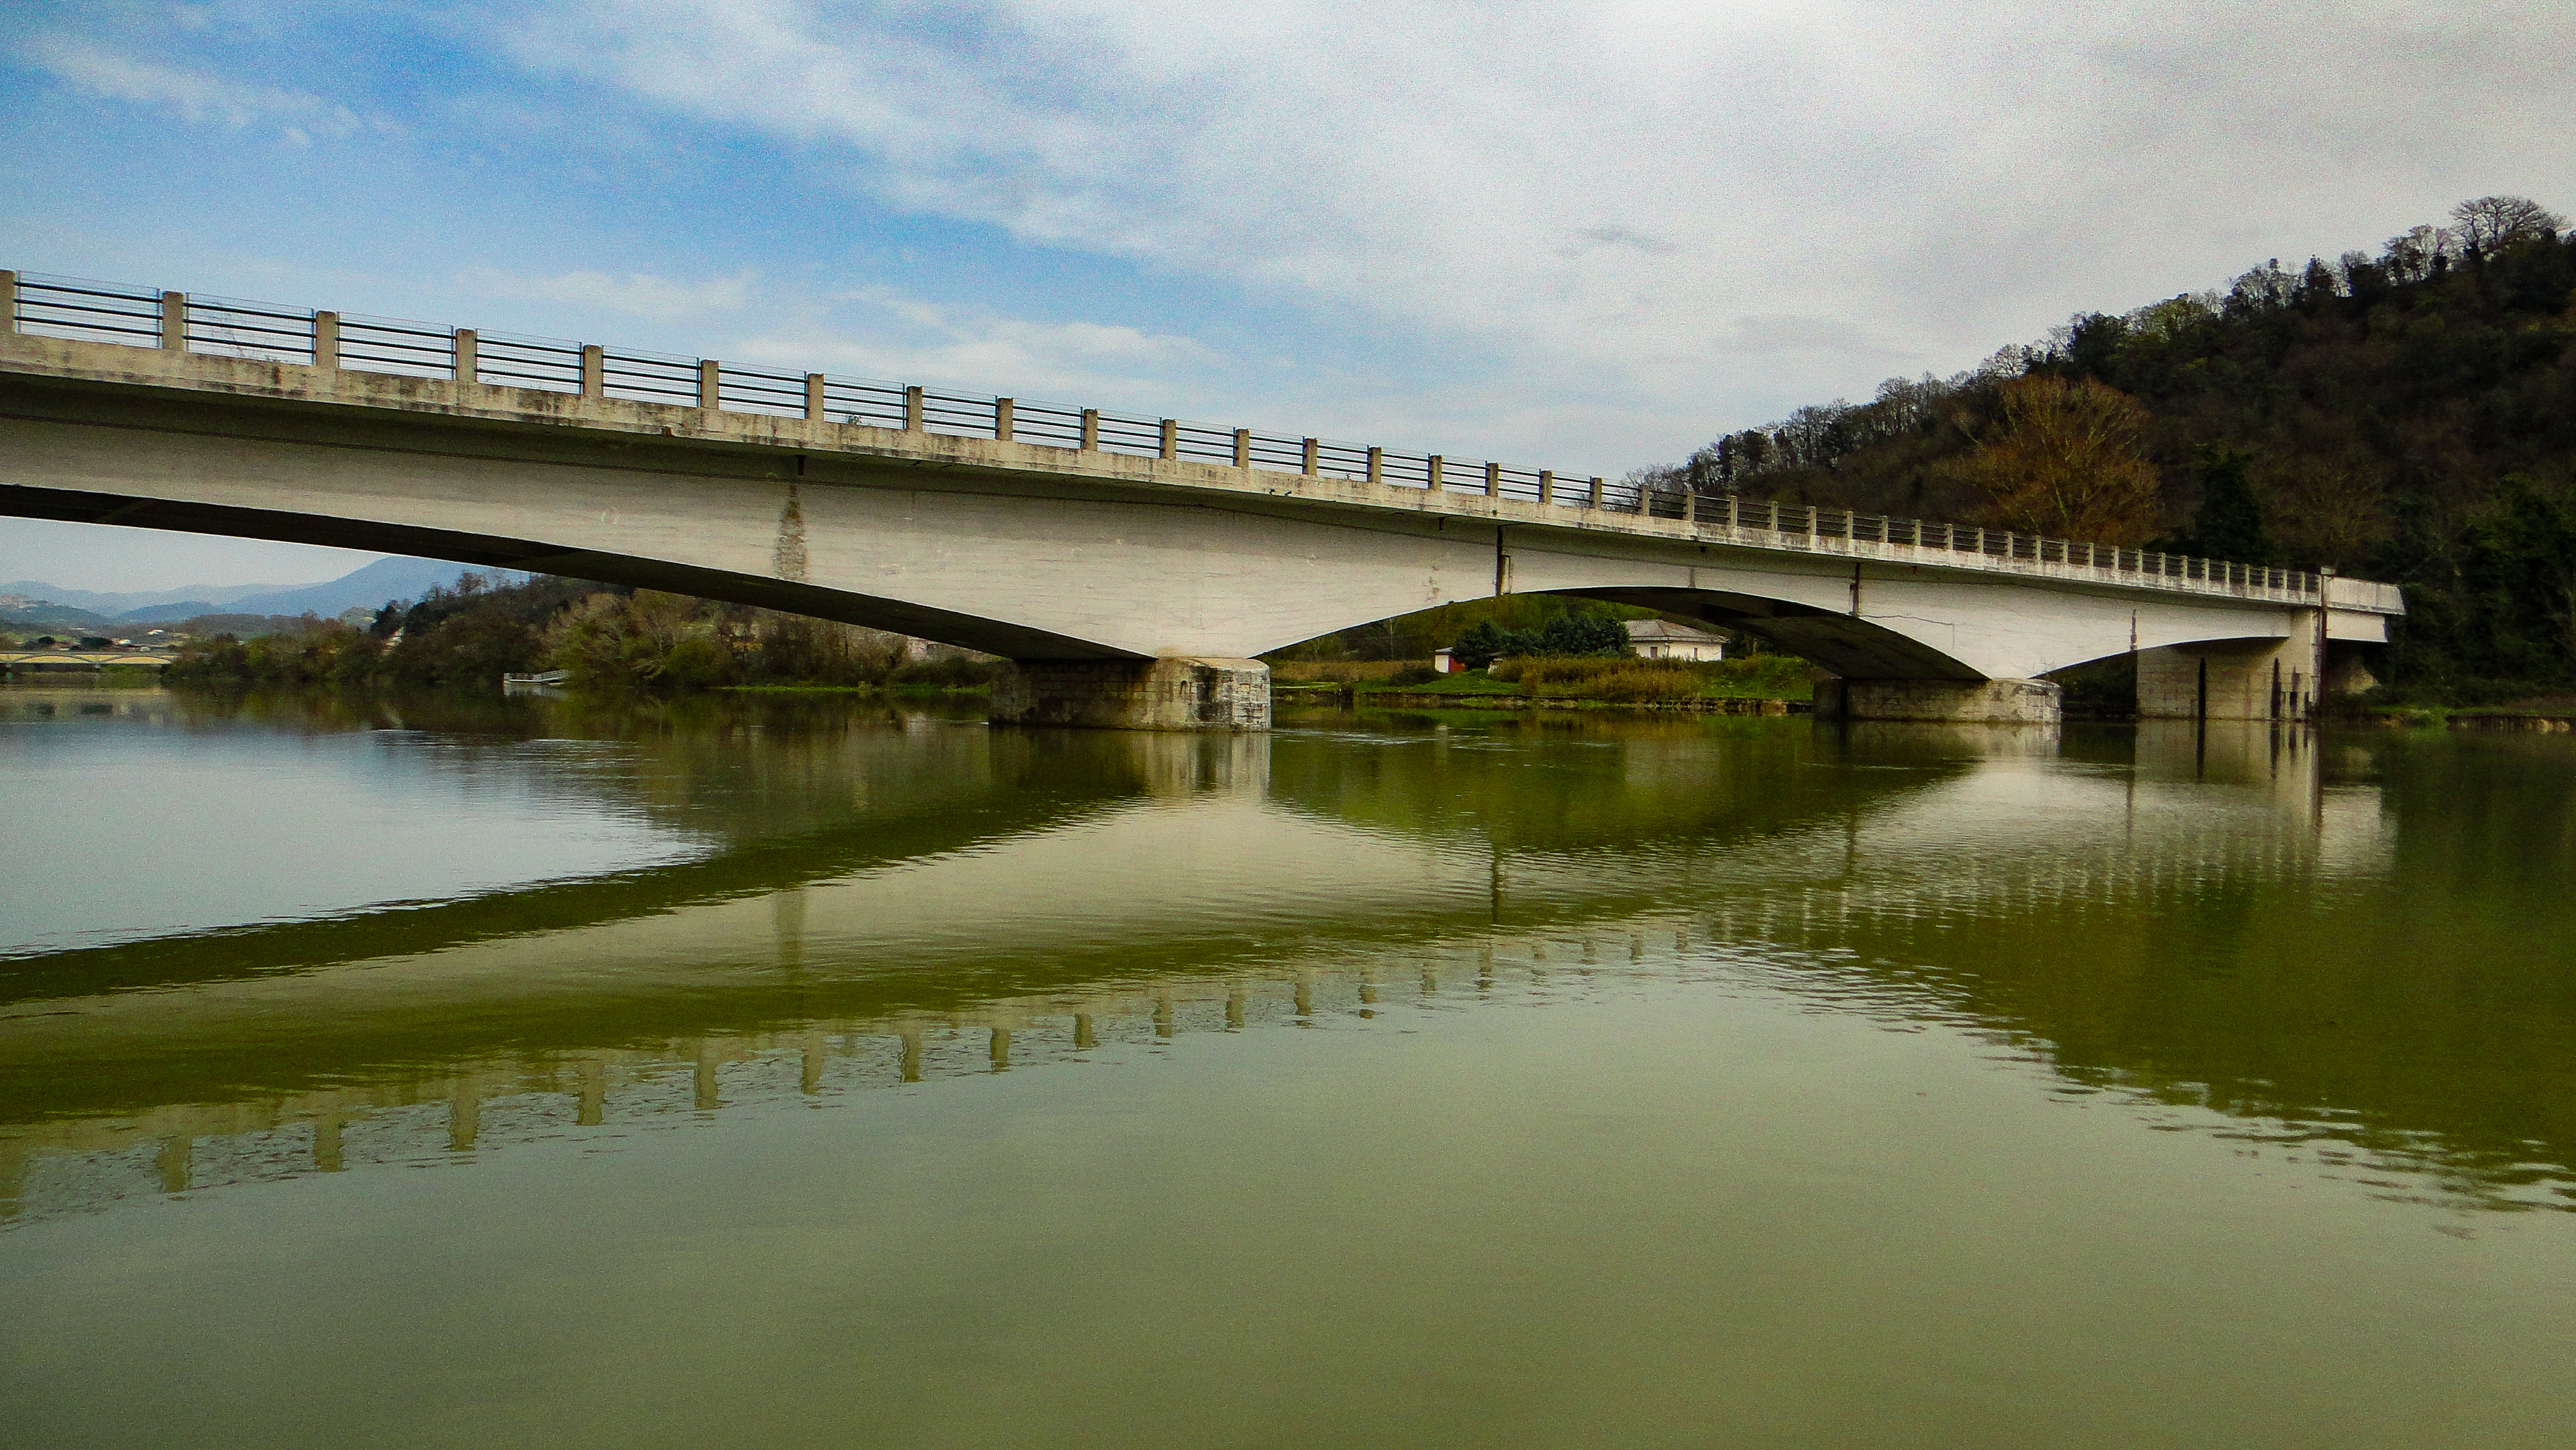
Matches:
[[990, 657, 1270, 731], [1813, 677, 2061, 724], [2137, 636, 2317, 721]]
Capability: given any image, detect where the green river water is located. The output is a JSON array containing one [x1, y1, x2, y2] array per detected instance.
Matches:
[[2, 684, 2572, 1448]]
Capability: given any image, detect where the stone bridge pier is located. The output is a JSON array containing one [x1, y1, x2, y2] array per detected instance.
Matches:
[[1811, 677, 2064, 724], [2135, 633, 2326, 721], [990, 658, 1271, 731]]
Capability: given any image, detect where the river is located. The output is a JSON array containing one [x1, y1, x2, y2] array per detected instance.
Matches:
[[3, 684, 2572, 1448]]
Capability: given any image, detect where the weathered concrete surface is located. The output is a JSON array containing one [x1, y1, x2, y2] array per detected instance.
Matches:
[[2138, 636, 2318, 720], [1814, 677, 2064, 724], [990, 657, 1270, 730]]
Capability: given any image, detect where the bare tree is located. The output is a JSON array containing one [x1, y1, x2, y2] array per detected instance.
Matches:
[[1937, 376, 2163, 544], [2449, 196, 2566, 253], [2382, 224, 2452, 281]]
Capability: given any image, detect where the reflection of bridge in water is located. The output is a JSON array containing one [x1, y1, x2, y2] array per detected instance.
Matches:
[[6, 711, 2568, 1223]]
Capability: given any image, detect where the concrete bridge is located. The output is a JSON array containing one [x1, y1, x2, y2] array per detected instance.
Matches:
[[0, 647, 175, 673], [0, 271, 2402, 727]]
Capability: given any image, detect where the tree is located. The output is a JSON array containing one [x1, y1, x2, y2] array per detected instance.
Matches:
[[1937, 375, 2163, 544], [1536, 613, 1628, 656], [2450, 196, 2566, 255], [2188, 447, 2269, 564], [1452, 621, 1511, 670]]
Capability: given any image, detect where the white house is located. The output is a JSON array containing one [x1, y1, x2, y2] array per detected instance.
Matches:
[[1624, 619, 1729, 661]]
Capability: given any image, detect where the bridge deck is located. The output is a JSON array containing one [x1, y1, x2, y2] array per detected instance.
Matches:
[[0, 270, 2400, 619]]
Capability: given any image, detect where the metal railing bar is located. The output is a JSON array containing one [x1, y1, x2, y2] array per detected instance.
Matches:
[[16, 315, 160, 338], [16, 277, 161, 303], [18, 299, 160, 323]]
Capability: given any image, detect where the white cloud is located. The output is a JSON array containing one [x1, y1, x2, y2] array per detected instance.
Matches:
[[457, 267, 758, 323], [497, 0, 2576, 457], [731, 289, 1222, 402], [19, 32, 399, 142]]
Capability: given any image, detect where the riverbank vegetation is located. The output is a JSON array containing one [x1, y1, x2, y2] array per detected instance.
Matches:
[[1321, 654, 1813, 705], [165, 574, 1002, 695], [1266, 594, 1670, 664], [1628, 196, 2574, 703]]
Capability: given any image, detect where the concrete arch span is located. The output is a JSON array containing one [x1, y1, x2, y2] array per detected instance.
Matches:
[[0, 345, 2395, 727]]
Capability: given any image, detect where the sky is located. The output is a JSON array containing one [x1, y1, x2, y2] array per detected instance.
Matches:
[[3, 0, 2570, 591]]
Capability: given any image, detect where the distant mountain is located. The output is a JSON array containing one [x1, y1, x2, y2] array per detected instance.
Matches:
[[1, 600, 118, 630], [0, 578, 305, 612], [114, 558, 523, 623]]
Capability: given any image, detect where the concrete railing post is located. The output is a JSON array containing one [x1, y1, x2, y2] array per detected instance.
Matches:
[[698, 358, 722, 412], [1160, 418, 1177, 460], [160, 291, 187, 351], [1080, 408, 1100, 451], [454, 329, 479, 385], [1587, 476, 1603, 509], [1301, 438, 1318, 475], [996, 398, 1014, 442], [311, 311, 339, 372], [1539, 470, 1555, 505], [580, 345, 604, 398], [1366, 447, 1382, 485], [804, 373, 826, 420], [1232, 428, 1249, 467], [1683, 491, 1698, 524], [0, 271, 16, 334], [904, 386, 925, 432], [1427, 455, 1443, 492], [1484, 462, 1500, 497]]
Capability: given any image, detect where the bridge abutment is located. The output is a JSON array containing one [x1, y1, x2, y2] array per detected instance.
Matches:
[[2136, 634, 2318, 720], [990, 657, 1270, 731], [1813, 677, 2062, 724]]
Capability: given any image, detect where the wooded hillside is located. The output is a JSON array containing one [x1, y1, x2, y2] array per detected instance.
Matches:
[[1638, 196, 2574, 699]]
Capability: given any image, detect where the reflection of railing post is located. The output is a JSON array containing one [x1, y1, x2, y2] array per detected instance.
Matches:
[[160, 290, 187, 351]]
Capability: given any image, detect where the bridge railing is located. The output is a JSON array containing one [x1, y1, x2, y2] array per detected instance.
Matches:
[[3, 269, 2354, 607]]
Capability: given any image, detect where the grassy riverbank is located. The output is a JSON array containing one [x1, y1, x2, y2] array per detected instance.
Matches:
[[1276, 655, 1813, 708]]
